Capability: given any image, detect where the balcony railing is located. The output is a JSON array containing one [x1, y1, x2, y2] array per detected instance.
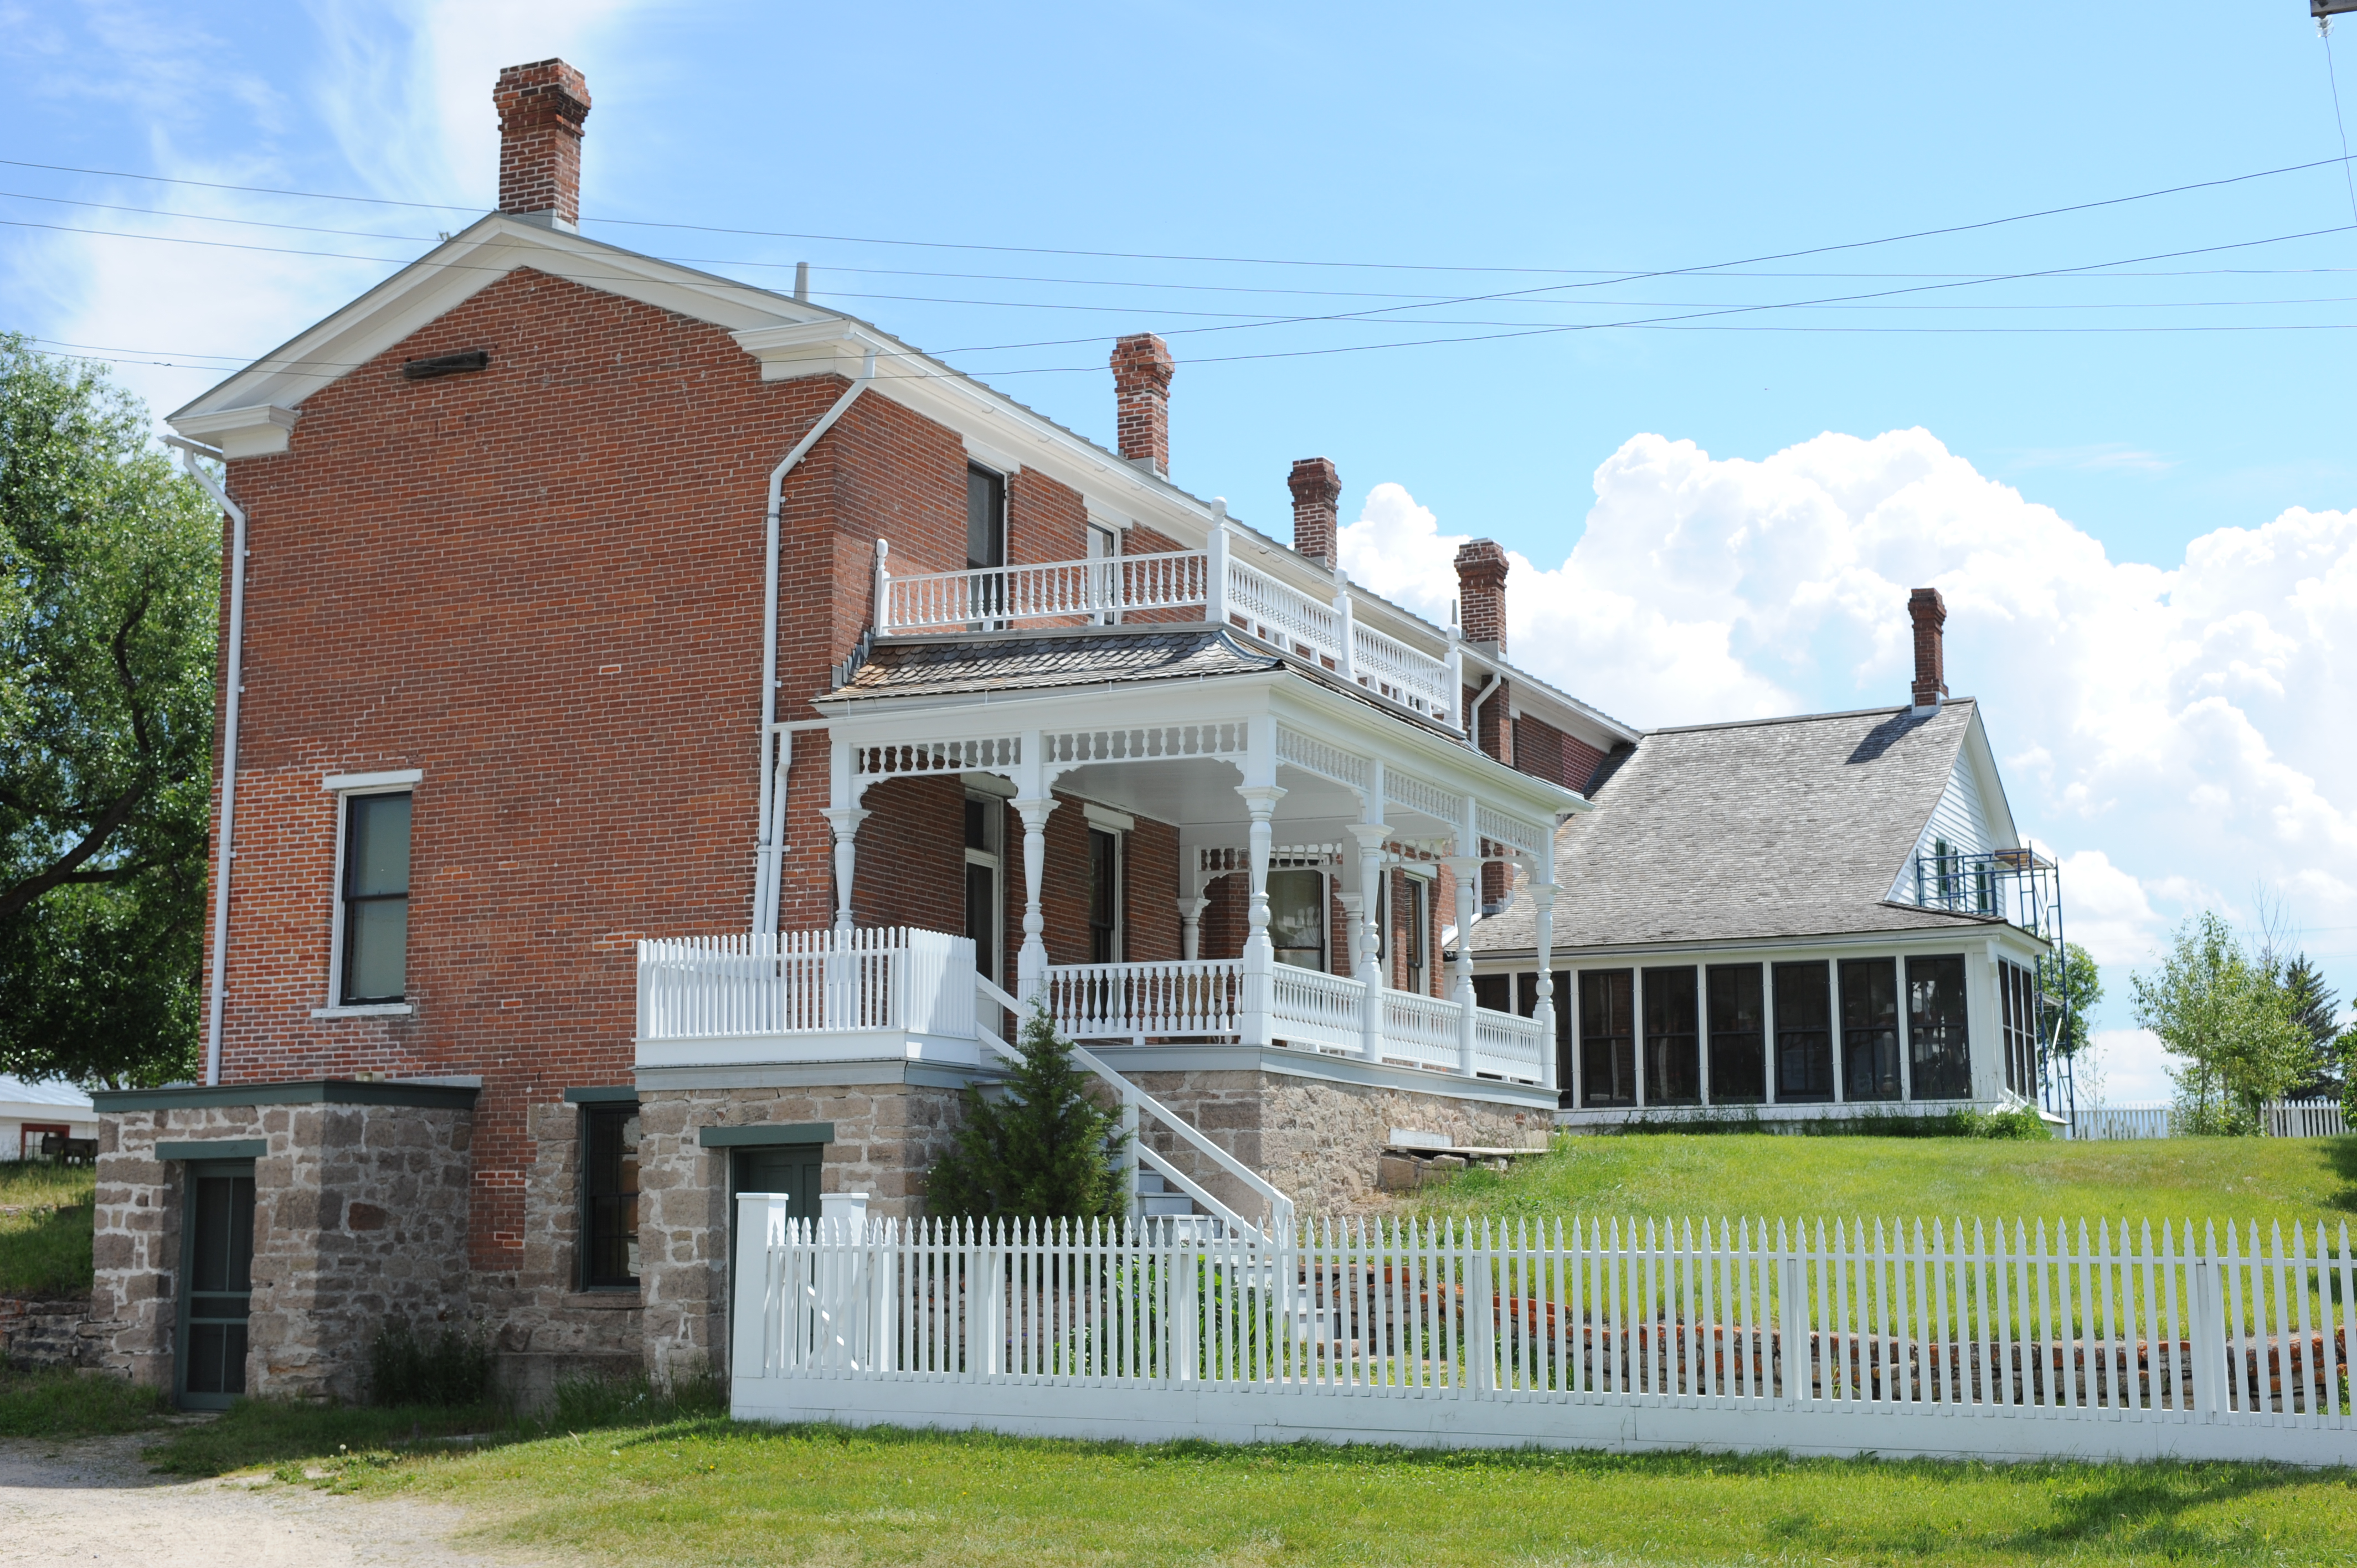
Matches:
[[874, 533, 1459, 728], [639, 927, 1546, 1086]]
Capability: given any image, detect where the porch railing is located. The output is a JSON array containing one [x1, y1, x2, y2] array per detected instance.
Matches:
[[1383, 988, 1464, 1072], [1267, 963, 1366, 1055], [871, 535, 1459, 727], [1039, 960, 1241, 1039], [1473, 1006, 1549, 1081], [881, 550, 1208, 632], [635, 928, 975, 1043]]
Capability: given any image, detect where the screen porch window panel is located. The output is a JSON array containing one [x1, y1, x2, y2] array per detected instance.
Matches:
[[1705, 963, 1767, 1105], [1839, 957, 1903, 1102], [1908, 953, 1974, 1099], [581, 1107, 641, 1289], [1516, 972, 1573, 1102], [1772, 961, 1834, 1102], [341, 791, 411, 1003], [1579, 969, 1636, 1108], [1642, 966, 1701, 1106]]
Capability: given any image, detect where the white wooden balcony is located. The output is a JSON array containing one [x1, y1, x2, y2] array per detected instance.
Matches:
[[635, 927, 1548, 1086], [874, 527, 1459, 726]]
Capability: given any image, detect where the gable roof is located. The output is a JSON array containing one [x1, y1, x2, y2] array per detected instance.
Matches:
[[1471, 698, 2009, 955]]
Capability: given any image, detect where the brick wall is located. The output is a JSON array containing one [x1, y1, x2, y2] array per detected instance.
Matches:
[[1512, 714, 1605, 794]]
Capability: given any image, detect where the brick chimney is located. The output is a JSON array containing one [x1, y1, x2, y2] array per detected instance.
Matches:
[[1454, 539, 1510, 653], [1109, 333, 1174, 476], [495, 60, 591, 230], [1908, 586, 1947, 714], [1288, 457, 1341, 568]]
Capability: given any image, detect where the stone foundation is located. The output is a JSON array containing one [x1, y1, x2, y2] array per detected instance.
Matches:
[[1113, 1056, 1552, 1218], [633, 1073, 970, 1378], [0, 1297, 100, 1369], [92, 1082, 477, 1400]]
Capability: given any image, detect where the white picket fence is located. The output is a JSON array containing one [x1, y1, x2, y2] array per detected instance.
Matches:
[[733, 1203, 2357, 1464], [2069, 1099, 2348, 1141]]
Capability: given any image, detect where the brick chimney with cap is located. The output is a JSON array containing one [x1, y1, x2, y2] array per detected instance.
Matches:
[[1109, 333, 1174, 476], [495, 60, 591, 230], [1909, 586, 1947, 714], [1454, 538, 1510, 653], [1288, 457, 1341, 568]]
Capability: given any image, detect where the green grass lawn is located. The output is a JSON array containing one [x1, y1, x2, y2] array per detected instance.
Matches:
[[1411, 1133, 2357, 1237], [233, 1416, 2357, 1565], [0, 1160, 95, 1298]]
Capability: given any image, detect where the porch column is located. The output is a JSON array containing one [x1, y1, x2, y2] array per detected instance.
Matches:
[[820, 808, 869, 936], [1445, 854, 1481, 1076], [1530, 876, 1558, 1097], [1176, 850, 1207, 961], [822, 739, 866, 940], [1236, 784, 1285, 1049], [1013, 796, 1057, 1002], [1347, 822, 1391, 1062]]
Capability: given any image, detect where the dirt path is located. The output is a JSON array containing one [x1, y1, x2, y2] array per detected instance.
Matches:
[[0, 1435, 560, 1568]]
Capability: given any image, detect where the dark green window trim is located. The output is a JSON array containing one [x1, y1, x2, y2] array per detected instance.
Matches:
[[563, 1086, 639, 1105], [697, 1122, 834, 1148], [158, 1139, 266, 1162]]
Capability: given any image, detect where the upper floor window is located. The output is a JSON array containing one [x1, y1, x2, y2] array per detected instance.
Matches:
[[340, 792, 411, 1003], [966, 464, 1005, 571], [1087, 826, 1123, 964]]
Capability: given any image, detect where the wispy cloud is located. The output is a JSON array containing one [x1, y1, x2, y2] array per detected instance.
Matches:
[[2006, 442, 2176, 474]]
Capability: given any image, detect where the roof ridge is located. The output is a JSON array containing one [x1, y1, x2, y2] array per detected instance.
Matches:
[[1645, 695, 1975, 737]]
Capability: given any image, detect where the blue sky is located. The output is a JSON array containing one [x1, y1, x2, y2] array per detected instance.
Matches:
[[4, 1, 2355, 1093]]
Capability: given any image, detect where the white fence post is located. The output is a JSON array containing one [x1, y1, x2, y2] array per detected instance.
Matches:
[[732, 1192, 791, 1385]]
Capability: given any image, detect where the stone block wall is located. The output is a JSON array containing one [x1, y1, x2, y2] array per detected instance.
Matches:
[[94, 1097, 474, 1399], [473, 1097, 644, 1409], [1123, 1066, 1551, 1219], [634, 1077, 967, 1379]]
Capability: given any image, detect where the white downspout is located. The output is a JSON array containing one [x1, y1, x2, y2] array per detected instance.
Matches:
[[1465, 668, 1504, 756], [753, 350, 877, 935], [165, 435, 244, 1087]]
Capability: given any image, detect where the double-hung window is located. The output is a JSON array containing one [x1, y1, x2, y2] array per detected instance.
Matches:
[[964, 795, 1002, 985], [332, 785, 414, 1006], [966, 464, 1006, 625], [1087, 826, 1123, 964]]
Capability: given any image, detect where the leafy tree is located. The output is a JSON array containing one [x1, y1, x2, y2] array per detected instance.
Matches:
[[928, 1004, 1129, 1223], [2129, 912, 2314, 1135], [2055, 941, 2101, 1057], [0, 335, 216, 1086]]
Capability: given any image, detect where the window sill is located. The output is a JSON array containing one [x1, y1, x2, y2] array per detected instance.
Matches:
[[311, 1003, 414, 1018], [564, 1290, 644, 1311]]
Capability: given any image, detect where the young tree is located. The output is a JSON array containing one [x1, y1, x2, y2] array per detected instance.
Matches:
[[2130, 912, 2313, 1134], [927, 1004, 1129, 1224], [0, 336, 216, 1086], [2275, 953, 2343, 1100], [2056, 941, 2101, 1058]]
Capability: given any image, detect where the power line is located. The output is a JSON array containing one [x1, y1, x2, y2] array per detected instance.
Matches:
[[5, 150, 2354, 278]]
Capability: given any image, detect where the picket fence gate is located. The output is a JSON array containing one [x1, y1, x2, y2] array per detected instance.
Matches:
[[730, 1200, 2357, 1466]]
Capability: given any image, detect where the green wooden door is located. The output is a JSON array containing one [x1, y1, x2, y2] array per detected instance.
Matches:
[[176, 1160, 256, 1410], [730, 1144, 823, 1221]]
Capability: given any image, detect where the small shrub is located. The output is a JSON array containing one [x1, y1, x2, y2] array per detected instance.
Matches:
[[367, 1316, 494, 1407]]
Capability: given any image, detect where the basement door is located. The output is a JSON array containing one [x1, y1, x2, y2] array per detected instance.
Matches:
[[175, 1159, 256, 1410], [724, 1143, 825, 1377]]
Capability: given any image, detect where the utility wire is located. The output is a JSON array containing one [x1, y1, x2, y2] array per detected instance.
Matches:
[[4, 151, 2353, 278], [2327, 29, 2357, 225]]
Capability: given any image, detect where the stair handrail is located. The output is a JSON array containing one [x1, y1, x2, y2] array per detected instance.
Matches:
[[976, 974, 1296, 1236]]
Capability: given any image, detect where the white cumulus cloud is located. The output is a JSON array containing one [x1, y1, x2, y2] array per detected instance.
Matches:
[[1340, 428, 2357, 1023]]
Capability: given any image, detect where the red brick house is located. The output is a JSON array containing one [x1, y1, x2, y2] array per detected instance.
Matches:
[[90, 60, 1639, 1406]]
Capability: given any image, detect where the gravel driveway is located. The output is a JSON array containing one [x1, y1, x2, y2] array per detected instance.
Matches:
[[0, 1434, 558, 1567]]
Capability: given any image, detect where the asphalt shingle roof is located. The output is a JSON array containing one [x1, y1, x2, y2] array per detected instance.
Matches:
[[1471, 699, 1995, 955], [831, 625, 1280, 700]]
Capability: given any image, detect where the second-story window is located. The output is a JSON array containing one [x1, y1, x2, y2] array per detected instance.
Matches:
[[341, 792, 411, 1003], [966, 464, 1006, 624]]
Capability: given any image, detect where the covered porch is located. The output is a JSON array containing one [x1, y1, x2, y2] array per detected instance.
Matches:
[[636, 626, 1584, 1098]]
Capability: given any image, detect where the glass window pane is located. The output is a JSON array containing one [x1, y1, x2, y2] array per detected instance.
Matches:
[[965, 466, 1003, 569], [1268, 869, 1324, 968], [1643, 967, 1700, 1106], [346, 793, 411, 897], [345, 898, 408, 1001], [1773, 962, 1834, 1102], [1908, 954, 1973, 1099], [1706, 964, 1766, 1104], [1840, 958, 1903, 1102]]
